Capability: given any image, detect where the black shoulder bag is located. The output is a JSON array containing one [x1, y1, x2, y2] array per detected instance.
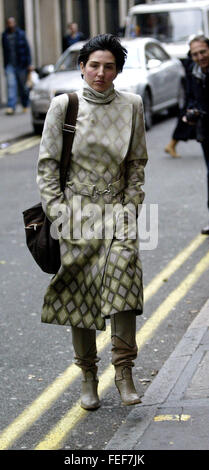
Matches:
[[22, 93, 79, 274]]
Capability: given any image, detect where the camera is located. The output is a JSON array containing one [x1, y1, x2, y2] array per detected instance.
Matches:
[[186, 108, 205, 123]]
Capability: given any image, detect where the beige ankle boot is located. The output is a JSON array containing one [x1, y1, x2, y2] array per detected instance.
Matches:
[[164, 139, 181, 158], [111, 311, 142, 406], [115, 365, 141, 406], [71, 326, 101, 410], [81, 369, 100, 410]]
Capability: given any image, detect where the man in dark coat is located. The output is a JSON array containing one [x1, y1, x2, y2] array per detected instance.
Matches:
[[164, 53, 196, 158], [2, 17, 32, 114], [186, 35, 209, 235]]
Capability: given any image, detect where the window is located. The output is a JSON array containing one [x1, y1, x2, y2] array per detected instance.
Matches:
[[133, 9, 203, 43], [55, 50, 81, 72], [145, 43, 169, 65]]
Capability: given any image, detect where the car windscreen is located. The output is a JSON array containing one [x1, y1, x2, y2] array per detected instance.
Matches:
[[54, 50, 80, 72], [131, 9, 203, 43], [124, 46, 142, 68]]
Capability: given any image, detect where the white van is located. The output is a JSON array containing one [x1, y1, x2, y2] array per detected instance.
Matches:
[[125, 1, 209, 62]]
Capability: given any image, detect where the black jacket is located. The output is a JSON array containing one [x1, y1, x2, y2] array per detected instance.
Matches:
[[187, 64, 209, 141], [187, 64, 209, 112]]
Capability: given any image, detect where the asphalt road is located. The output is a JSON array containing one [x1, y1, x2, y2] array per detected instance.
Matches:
[[0, 113, 209, 451]]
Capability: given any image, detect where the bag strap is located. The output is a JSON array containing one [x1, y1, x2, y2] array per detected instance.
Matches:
[[60, 92, 79, 191]]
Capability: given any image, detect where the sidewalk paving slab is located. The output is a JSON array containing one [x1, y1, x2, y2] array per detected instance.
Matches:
[[105, 298, 209, 451]]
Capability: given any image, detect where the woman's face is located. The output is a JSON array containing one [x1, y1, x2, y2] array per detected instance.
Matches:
[[80, 49, 118, 92]]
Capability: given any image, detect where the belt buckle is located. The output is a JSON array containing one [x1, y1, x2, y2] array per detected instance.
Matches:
[[107, 184, 117, 196], [102, 185, 111, 195], [92, 184, 116, 197], [96, 185, 111, 196]]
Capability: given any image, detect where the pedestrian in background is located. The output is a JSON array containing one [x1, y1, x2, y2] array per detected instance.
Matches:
[[164, 52, 196, 158], [185, 34, 209, 235], [62, 22, 84, 51], [37, 34, 148, 410], [2, 17, 32, 115]]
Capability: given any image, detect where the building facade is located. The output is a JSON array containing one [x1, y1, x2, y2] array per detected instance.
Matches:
[[0, 0, 145, 104]]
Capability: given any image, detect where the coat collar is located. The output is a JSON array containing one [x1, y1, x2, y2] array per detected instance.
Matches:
[[192, 63, 209, 81], [82, 80, 117, 104]]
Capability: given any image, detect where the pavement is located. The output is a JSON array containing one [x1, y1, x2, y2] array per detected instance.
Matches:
[[105, 297, 209, 451], [0, 104, 33, 144]]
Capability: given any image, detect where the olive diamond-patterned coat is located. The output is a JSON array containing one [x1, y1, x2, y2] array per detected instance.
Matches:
[[37, 84, 148, 330]]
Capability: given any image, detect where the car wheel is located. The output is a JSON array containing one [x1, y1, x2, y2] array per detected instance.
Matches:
[[143, 90, 152, 130]]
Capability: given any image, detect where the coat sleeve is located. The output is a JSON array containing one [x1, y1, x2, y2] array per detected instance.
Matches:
[[186, 70, 197, 110], [123, 95, 148, 214], [36, 95, 68, 222]]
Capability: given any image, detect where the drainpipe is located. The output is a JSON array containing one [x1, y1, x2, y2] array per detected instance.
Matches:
[[88, 0, 98, 37]]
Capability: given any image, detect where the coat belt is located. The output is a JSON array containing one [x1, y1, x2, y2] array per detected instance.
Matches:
[[66, 176, 125, 197]]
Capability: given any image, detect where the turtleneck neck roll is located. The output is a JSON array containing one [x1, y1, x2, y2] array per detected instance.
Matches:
[[82, 80, 117, 104]]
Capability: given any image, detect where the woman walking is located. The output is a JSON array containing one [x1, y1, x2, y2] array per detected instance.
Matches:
[[37, 34, 148, 409]]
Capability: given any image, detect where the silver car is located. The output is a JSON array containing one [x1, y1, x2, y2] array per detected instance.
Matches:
[[30, 37, 185, 133]]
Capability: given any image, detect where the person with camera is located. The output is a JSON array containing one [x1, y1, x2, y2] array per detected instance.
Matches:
[[185, 35, 209, 235]]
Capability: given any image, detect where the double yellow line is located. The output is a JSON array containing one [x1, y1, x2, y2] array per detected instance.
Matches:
[[0, 233, 208, 450], [0, 136, 40, 158]]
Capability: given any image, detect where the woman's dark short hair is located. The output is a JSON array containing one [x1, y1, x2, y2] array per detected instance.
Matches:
[[78, 34, 127, 72], [189, 34, 209, 48]]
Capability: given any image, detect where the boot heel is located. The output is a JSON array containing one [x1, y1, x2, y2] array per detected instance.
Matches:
[[115, 366, 142, 406]]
